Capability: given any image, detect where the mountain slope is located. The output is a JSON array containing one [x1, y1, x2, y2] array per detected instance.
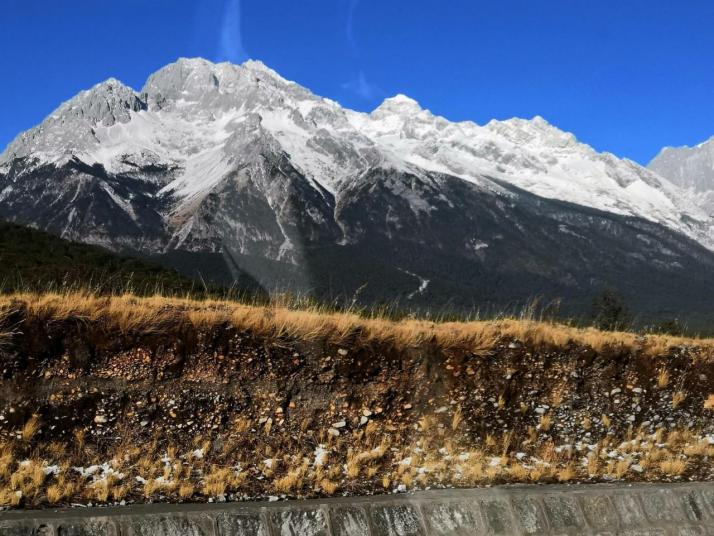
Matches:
[[649, 138, 714, 214], [0, 220, 199, 294], [1, 58, 714, 323]]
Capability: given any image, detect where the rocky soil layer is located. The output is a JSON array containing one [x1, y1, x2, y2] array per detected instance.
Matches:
[[0, 297, 713, 508]]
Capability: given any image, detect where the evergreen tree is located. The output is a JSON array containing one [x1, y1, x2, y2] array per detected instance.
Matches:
[[591, 289, 631, 331]]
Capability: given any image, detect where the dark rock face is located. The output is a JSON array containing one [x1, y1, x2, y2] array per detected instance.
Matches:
[[0, 158, 169, 253]]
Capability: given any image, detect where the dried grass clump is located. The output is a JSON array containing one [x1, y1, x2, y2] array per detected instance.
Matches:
[[657, 369, 670, 389], [201, 466, 245, 497], [659, 457, 687, 476], [672, 391, 687, 409], [178, 482, 195, 499], [21, 415, 41, 443], [538, 414, 552, 432], [274, 462, 309, 494], [704, 394, 714, 411]]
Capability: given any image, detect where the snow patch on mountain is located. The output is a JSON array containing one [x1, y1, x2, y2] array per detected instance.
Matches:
[[353, 97, 709, 245]]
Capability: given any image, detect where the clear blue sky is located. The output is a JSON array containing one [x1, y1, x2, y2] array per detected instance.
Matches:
[[2, 0, 714, 164]]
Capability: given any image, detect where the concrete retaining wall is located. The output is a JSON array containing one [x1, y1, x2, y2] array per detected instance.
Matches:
[[1, 483, 713, 535]]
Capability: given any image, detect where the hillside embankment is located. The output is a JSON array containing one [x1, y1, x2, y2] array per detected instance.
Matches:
[[0, 292, 713, 508]]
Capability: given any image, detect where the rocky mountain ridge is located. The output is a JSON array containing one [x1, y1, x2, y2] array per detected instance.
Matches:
[[649, 137, 714, 215], [2, 58, 714, 323]]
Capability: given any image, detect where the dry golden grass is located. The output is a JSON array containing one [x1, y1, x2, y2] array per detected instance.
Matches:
[[0, 421, 711, 507], [451, 407, 463, 431], [657, 369, 671, 389], [46, 483, 65, 504], [178, 482, 195, 499], [659, 457, 687, 476], [142, 478, 161, 498], [0, 489, 22, 506], [318, 479, 339, 494], [704, 394, 714, 411], [274, 464, 308, 494], [672, 391, 687, 409], [557, 464, 576, 482], [538, 414, 552, 432], [201, 465, 244, 497], [21, 415, 41, 443], [1, 290, 713, 357]]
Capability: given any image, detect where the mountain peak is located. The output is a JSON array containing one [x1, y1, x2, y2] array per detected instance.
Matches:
[[175, 56, 215, 67], [95, 77, 130, 89], [372, 94, 423, 116], [240, 59, 274, 73], [649, 134, 714, 193]]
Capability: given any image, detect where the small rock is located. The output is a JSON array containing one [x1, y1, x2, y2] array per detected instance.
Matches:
[[332, 420, 346, 428], [328, 428, 340, 437], [631, 464, 644, 473], [360, 416, 369, 426], [337, 349, 348, 356], [403, 403, 413, 410], [93, 415, 107, 424]]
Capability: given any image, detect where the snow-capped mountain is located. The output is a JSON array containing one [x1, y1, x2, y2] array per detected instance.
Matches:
[[649, 137, 714, 214], [2, 58, 714, 322]]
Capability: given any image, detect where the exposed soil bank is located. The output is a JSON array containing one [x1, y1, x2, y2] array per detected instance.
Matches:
[[0, 296, 713, 508]]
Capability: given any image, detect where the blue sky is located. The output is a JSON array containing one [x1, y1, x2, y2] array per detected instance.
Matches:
[[2, 0, 714, 164]]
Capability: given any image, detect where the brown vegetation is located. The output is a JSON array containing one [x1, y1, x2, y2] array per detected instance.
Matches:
[[0, 291, 713, 356]]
